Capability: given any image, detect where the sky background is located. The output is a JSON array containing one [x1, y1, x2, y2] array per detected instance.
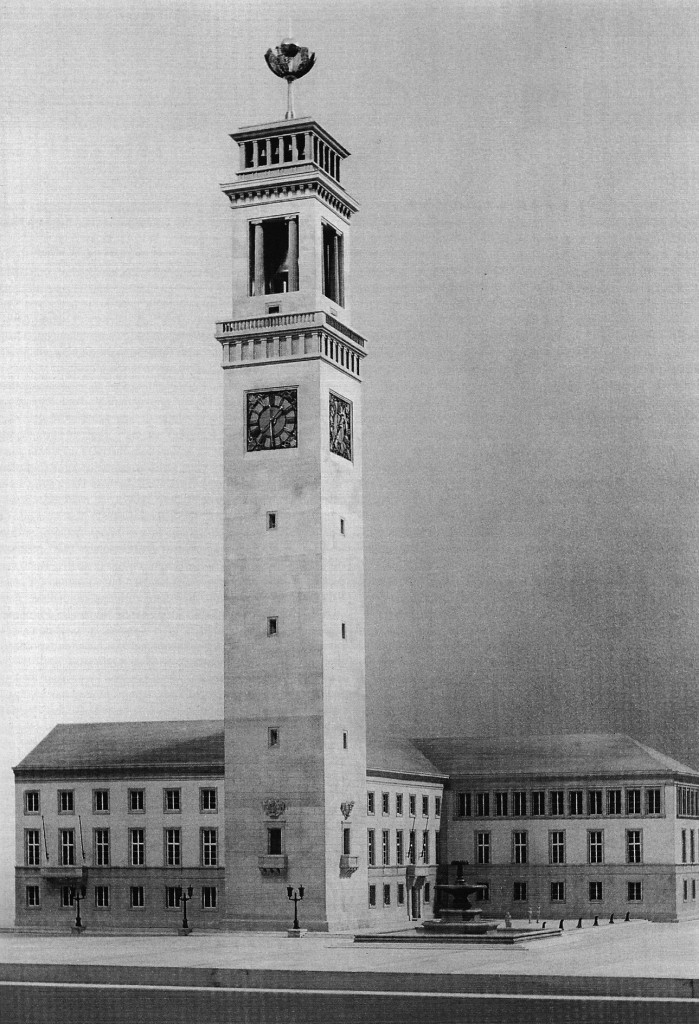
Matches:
[[2, 0, 698, 927]]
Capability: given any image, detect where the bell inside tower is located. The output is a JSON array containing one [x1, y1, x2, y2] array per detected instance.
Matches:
[[249, 216, 299, 295]]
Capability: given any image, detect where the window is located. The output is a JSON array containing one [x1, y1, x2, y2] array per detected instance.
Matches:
[[26, 885, 40, 908], [343, 828, 351, 855], [322, 222, 344, 305], [396, 830, 404, 865], [589, 881, 603, 902], [677, 785, 699, 817], [60, 886, 73, 908], [166, 886, 181, 909], [422, 831, 430, 864], [58, 790, 74, 814], [25, 829, 40, 867], [267, 828, 282, 855], [130, 886, 145, 908], [409, 794, 416, 816], [607, 789, 622, 815], [202, 886, 218, 910], [341, 623, 347, 640], [164, 789, 181, 813], [550, 881, 565, 903], [435, 830, 441, 863], [382, 830, 390, 866], [266, 511, 277, 530], [513, 791, 527, 817], [367, 829, 375, 866], [683, 879, 688, 902], [397, 883, 405, 906], [513, 882, 527, 902], [367, 792, 375, 815], [531, 791, 545, 816], [569, 790, 584, 816], [588, 830, 604, 865], [626, 789, 642, 815], [626, 830, 642, 864], [588, 790, 602, 815], [130, 829, 145, 866], [646, 788, 661, 815], [342, 731, 348, 750], [435, 796, 441, 819], [383, 884, 391, 907], [94, 885, 110, 909], [201, 828, 218, 866], [693, 880, 697, 901], [476, 792, 490, 817], [368, 884, 377, 908], [340, 517, 345, 535], [627, 881, 642, 902], [476, 832, 490, 864], [267, 617, 278, 637], [513, 831, 528, 864], [200, 788, 218, 812], [549, 791, 564, 816], [24, 791, 39, 814], [93, 789, 109, 814], [495, 792, 508, 817], [424, 882, 431, 905], [382, 793, 390, 815], [129, 789, 145, 813], [165, 828, 181, 866], [475, 883, 490, 902], [549, 831, 566, 864], [422, 795, 429, 817], [408, 830, 416, 865], [94, 828, 110, 866], [457, 793, 471, 817], [396, 794, 403, 816], [60, 829, 75, 866], [249, 216, 299, 296], [692, 830, 696, 864], [682, 829, 688, 863]]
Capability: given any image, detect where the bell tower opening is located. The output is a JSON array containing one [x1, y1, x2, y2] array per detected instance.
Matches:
[[322, 221, 344, 305], [249, 216, 299, 296]]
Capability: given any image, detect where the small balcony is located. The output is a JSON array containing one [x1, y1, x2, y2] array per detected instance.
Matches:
[[258, 854, 288, 877], [339, 854, 359, 876], [40, 865, 87, 881]]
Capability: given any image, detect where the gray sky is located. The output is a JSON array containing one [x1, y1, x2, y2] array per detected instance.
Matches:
[[2, 0, 698, 926]]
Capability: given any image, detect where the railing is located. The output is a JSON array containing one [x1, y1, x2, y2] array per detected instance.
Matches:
[[217, 311, 367, 349]]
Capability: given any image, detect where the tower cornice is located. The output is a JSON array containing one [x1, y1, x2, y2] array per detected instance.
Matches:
[[221, 172, 358, 220]]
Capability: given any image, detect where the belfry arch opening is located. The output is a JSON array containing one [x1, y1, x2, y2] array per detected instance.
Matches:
[[249, 217, 299, 296]]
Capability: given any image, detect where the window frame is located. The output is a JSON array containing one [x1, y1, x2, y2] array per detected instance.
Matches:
[[128, 789, 145, 813], [165, 827, 181, 866], [58, 790, 74, 815], [201, 827, 218, 867], [588, 829, 604, 865], [164, 788, 181, 814], [25, 828, 41, 867], [130, 827, 145, 867], [549, 830, 566, 865], [626, 829, 643, 865], [476, 831, 490, 865], [200, 787, 218, 813], [512, 830, 528, 864], [93, 827, 110, 867], [24, 791, 40, 815], [93, 789, 110, 814]]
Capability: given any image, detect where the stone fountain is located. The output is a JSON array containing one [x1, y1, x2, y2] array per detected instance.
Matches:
[[420, 860, 493, 935]]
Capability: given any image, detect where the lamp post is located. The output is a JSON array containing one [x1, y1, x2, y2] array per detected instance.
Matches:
[[178, 885, 194, 934], [286, 885, 305, 935], [70, 885, 87, 933]]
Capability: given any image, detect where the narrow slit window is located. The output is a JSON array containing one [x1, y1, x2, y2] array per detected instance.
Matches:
[[268, 727, 279, 748], [267, 617, 278, 636], [341, 622, 347, 639], [342, 731, 348, 749], [267, 512, 277, 530], [340, 518, 345, 535]]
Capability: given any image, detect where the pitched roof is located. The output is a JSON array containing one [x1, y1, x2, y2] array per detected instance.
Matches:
[[366, 733, 447, 780], [413, 733, 699, 781]]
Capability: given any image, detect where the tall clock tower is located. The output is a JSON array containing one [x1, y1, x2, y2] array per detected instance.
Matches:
[[217, 42, 370, 931]]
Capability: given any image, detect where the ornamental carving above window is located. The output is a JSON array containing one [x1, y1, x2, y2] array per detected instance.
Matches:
[[263, 798, 286, 819]]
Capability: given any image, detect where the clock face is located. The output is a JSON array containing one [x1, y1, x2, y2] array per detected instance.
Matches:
[[247, 389, 298, 451], [329, 393, 352, 461]]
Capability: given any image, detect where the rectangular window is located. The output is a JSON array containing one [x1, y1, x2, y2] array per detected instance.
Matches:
[[397, 883, 405, 906], [382, 792, 390, 815], [646, 788, 661, 815], [693, 880, 697, 900], [341, 623, 347, 640], [24, 791, 40, 814], [26, 885, 40, 908], [165, 828, 181, 866], [367, 791, 375, 815], [476, 792, 490, 817], [626, 789, 642, 815], [513, 831, 528, 864], [494, 792, 508, 817], [422, 795, 429, 817], [268, 727, 280, 748], [201, 828, 218, 867], [396, 830, 404, 865], [531, 791, 545, 816], [340, 517, 345, 535], [343, 827, 351, 855], [200, 788, 218, 812], [549, 791, 564, 816], [435, 796, 441, 819], [408, 830, 416, 864], [588, 830, 604, 864], [267, 828, 282, 855], [94, 828, 110, 866], [475, 882, 490, 902], [589, 881, 603, 902], [422, 830, 430, 864], [383, 884, 391, 907], [166, 886, 181, 909], [129, 828, 145, 866], [692, 830, 696, 864], [476, 831, 490, 864], [626, 829, 642, 864], [60, 829, 75, 866], [25, 829, 40, 867], [129, 789, 145, 813], [396, 794, 403, 816], [164, 789, 181, 813], [342, 731, 348, 750], [550, 881, 565, 903], [457, 792, 471, 817], [202, 886, 218, 909], [249, 216, 300, 297], [130, 886, 145, 908], [607, 789, 622, 815], [58, 790, 74, 814], [322, 222, 344, 305], [435, 830, 441, 863], [512, 791, 527, 817], [682, 829, 688, 864], [627, 881, 642, 902], [424, 882, 431, 905], [94, 885, 109, 909], [569, 790, 584, 816], [588, 790, 603, 815], [409, 794, 416, 816], [266, 511, 277, 530], [367, 829, 375, 866], [60, 886, 73, 908], [513, 881, 527, 902], [683, 879, 689, 902], [368, 884, 377, 908], [382, 830, 390, 866], [93, 789, 109, 814], [549, 831, 566, 864], [267, 616, 278, 636]]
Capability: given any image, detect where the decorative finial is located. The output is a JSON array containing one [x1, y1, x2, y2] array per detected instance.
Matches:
[[265, 38, 316, 120]]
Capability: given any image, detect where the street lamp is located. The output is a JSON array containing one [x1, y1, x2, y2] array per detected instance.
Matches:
[[286, 885, 305, 931], [70, 885, 87, 931], [177, 885, 194, 933]]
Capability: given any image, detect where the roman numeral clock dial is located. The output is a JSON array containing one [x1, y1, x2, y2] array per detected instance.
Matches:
[[246, 389, 297, 451]]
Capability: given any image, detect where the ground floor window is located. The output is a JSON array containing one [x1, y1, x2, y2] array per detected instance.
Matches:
[[26, 885, 40, 908], [589, 881, 602, 902], [202, 886, 217, 909], [424, 882, 431, 905], [383, 884, 391, 907], [513, 881, 527, 902], [94, 885, 110, 909], [627, 882, 642, 902], [166, 886, 181, 909], [550, 881, 565, 903], [475, 882, 489, 902], [684, 879, 689, 902], [693, 880, 697, 901], [397, 883, 405, 906], [60, 886, 73, 908], [130, 886, 145, 908], [368, 884, 376, 908]]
